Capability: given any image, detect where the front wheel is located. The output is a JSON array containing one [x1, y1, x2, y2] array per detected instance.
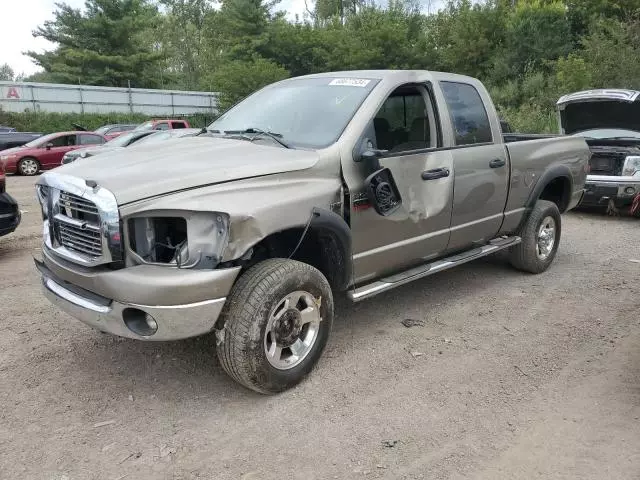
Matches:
[[216, 259, 333, 394], [17, 157, 40, 176], [509, 200, 561, 274]]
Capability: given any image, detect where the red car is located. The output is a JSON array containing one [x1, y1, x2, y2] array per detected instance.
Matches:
[[0, 131, 106, 176]]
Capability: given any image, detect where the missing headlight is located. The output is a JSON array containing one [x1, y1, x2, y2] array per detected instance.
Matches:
[[127, 212, 229, 269], [129, 217, 188, 264]]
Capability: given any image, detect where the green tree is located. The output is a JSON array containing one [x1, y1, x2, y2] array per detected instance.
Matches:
[[157, 0, 214, 89], [503, 1, 572, 77], [206, 58, 289, 111], [0, 63, 15, 81], [428, 0, 507, 80], [27, 0, 167, 87]]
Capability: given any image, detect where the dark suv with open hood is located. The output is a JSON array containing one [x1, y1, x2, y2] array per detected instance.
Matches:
[[557, 89, 640, 214]]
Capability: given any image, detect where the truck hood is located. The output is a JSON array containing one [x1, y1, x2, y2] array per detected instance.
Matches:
[[54, 136, 320, 205], [557, 89, 640, 134]]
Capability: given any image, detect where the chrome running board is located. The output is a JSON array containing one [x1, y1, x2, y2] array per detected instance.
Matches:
[[348, 236, 521, 302]]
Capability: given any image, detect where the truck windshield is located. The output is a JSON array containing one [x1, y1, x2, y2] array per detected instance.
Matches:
[[208, 77, 379, 149]]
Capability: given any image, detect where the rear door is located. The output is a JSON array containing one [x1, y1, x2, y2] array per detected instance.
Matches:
[[77, 133, 105, 148], [347, 83, 454, 283], [439, 81, 509, 251]]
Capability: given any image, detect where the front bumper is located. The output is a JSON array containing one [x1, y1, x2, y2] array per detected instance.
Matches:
[[580, 174, 640, 207], [0, 192, 21, 236], [35, 248, 241, 341]]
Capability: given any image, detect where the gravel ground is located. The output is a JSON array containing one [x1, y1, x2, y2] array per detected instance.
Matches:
[[1, 175, 639, 480]]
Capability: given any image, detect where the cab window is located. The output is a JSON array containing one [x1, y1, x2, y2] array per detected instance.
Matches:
[[154, 122, 170, 131], [440, 81, 493, 146], [372, 86, 437, 153]]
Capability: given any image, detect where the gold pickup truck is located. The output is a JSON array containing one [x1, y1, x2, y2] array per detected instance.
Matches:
[[34, 70, 589, 393]]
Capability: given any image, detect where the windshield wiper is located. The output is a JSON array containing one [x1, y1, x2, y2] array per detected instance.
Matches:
[[220, 128, 290, 149]]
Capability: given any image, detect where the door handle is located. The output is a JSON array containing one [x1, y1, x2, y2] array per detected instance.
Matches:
[[489, 158, 506, 168], [421, 167, 450, 180]]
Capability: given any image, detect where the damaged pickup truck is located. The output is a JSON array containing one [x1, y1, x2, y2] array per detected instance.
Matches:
[[34, 71, 589, 393], [557, 89, 640, 215]]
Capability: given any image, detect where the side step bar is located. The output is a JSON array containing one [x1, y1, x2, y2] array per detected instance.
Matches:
[[348, 236, 521, 302]]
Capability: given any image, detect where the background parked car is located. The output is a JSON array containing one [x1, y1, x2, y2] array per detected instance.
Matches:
[[134, 119, 190, 131], [94, 124, 138, 140], [126, 128, 201, 147], [62, 129, 157, 164], [0, 125, 16, 133], [62, 128, 201, 165], [0, 132, 44, 152], [0, 163, 20, 237], [0, 131, 106, 175]]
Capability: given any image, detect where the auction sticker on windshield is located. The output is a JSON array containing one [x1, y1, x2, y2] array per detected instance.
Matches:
[[329, 78, 371, 87]]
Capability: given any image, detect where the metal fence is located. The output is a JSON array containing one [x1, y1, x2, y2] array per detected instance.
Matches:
[[0, 81, 219, 116]]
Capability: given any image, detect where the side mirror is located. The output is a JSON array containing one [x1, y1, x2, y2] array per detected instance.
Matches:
[[364, 167, 402, 216], [45, 143, 54, 150]]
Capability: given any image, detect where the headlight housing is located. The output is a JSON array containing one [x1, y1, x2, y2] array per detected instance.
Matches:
[[126, 211, 229, 269], [622, 156, 640, 177]]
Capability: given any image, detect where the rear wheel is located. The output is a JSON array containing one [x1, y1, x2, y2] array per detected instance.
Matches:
[[509, 200, 561, 273], [17, 157, 40, 176], [216, 259, 333, 394]]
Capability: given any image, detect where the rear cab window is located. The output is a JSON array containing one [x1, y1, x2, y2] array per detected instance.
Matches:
[[440, 81, 493, 146], [171, 121, 186, 129]]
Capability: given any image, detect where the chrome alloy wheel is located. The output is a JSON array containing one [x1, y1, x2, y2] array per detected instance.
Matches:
[[20, 158, 39, 176], [264, 291, 322, 370], [536, 216, 556, 260]]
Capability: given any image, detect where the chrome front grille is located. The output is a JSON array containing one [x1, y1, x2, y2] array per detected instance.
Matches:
[[56, 214, 103, 257], [37, 172, 122, 267], [59, 192, 100, 222]]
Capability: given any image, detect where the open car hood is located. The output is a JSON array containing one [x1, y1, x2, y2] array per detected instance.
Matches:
[[557, 89, 640, 135]]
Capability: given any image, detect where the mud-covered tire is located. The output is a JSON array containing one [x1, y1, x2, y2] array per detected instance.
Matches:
[[509, 200, 561, 274], [17, 157, 40, 176], [216, 258, 333, 394]]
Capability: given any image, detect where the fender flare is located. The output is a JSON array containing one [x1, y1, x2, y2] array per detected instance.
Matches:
[[295, 207, 353, 291], [525, 164, 573, 211], [517, 164, 573, 232]]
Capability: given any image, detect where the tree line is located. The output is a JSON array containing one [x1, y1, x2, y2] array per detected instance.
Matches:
[[2, 0, 640, 132]]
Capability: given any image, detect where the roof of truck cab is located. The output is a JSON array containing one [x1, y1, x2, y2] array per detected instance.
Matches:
[[281, 70, 482, 84]]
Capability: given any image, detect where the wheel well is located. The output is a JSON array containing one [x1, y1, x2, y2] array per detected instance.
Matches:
[[237, 226, 350, 291], [539, 176, 570, 213]]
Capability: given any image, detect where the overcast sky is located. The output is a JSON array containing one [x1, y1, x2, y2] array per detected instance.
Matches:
[[0, 0, 446, 76]]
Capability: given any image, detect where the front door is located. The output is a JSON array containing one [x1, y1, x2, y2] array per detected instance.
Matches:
[[38, 134, 78, 168], [346, 84, 454, 284]]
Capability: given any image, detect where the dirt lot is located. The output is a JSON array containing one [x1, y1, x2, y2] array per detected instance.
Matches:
[[1, 174, 639, 480]]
